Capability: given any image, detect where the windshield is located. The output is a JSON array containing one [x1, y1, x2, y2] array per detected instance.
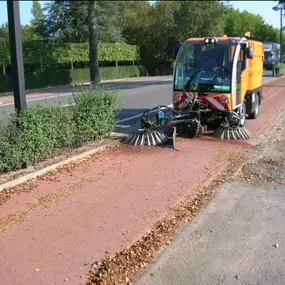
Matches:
[[264, 51, 272, 59], [174, 41, 236, 93]]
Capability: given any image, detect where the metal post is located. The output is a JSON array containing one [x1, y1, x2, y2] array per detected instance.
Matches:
[[281, 8, 283, 63], [7, 0, 27, 113]]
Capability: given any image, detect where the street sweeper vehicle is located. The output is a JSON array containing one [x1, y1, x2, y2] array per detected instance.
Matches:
[[123, 33, 264, 147]]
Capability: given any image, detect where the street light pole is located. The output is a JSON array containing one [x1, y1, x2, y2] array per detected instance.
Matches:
[[7, 0, 27, 113], [281, 7, 283, 63]]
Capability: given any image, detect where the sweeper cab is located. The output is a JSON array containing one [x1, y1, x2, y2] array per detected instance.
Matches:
[[123, 32, 264, 147]]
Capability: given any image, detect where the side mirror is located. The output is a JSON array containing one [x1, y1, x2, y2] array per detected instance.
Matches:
[[246, 47, 254, 59], [173, 43, 181, 59]]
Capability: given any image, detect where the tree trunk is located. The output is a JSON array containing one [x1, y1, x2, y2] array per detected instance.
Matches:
[[88, 1, 100, 86], [40, 57, 43, 72]]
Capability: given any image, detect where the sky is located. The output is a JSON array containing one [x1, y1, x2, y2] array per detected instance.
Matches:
[[0, 1, 281, 29]]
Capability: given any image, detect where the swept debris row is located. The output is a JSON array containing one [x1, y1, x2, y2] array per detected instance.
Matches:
[[86, 153, 244, 285]]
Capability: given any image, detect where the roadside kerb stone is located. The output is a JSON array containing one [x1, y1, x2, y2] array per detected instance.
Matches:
[[0, 132, 125, 193]]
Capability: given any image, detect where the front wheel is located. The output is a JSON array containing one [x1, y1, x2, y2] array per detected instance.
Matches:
[[248, 94, 260, 119], [239, 101, 246, 127]]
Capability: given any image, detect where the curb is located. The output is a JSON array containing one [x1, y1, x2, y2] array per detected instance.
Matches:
[[0, 133, 125, 193]]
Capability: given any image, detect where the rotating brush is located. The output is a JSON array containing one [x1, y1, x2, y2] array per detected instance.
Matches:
[[157, 125, 174, 136], [122, 128, 169, 146], [212, 125, 251, 140]]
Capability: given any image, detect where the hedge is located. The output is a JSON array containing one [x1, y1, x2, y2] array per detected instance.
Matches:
[[0, 87, 119, 173], [0, 42, 139, 65], [0, 65, 147, 93], [274, 63, 285, 77]]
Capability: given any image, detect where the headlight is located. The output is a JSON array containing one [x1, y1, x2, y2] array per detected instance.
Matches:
[[221, 95, 228, 103], [174, 94, 182, 102], [204, 37, 217, 46]]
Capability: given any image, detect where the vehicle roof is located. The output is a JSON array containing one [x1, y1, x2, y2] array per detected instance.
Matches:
[[185, 36, 263, 45], [186, 37, 241, 42]]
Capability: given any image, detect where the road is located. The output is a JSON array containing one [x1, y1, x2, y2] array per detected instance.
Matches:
[[0, 77, 172, 124], [135, 110, 285, 285], [0, 71, 274, 125]]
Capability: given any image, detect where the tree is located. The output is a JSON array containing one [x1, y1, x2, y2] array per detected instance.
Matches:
[[138, 1, 180, 74], [118, 1, 181, 74], [88, 1, 100, 85], [31, 0, 46, 38], [22, 25, 40, 41], [0, 24, 9, 41], [44, 1, 122, 43], [0, 23, 39, 42], [174, 1, 226, 41], [44, 1, 89, 42], [118, 1, 153, 45]]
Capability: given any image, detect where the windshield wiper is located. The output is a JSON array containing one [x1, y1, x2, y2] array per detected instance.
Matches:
[[204, 66, 227, 87], [183, 68, 203, 92]]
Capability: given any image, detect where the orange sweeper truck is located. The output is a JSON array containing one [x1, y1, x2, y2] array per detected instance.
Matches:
[[123, 32, 264, 147]]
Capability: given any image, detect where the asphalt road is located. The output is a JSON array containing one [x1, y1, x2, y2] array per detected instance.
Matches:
[[0, 79, 173, 125], [0, 70, 274, 125]]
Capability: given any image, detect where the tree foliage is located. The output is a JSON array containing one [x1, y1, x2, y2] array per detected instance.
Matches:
[[0, 0, 283, 76], [31, 0, 46, 38], [0, 42, 138, 65], [174, 1, 226, 41], [43, 1, 122, 43], [118, 0, 283, 74], [0, 24, 39, 42]]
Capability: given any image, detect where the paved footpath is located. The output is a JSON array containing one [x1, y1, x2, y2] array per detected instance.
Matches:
[[0, 76, 285, 285]]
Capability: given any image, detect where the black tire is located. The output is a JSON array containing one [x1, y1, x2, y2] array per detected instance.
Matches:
[[239, 101, 247, 127], [248, 94, 260, 119]]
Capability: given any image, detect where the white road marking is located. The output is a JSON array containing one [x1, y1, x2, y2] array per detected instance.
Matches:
[[0, 92, 72, 107]]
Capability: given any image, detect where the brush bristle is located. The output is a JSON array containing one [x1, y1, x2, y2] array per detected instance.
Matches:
[[212, 126, 251, 140], [122, 128, 169, 146]]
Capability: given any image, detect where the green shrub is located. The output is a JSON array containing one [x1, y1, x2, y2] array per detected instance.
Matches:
[[274, 63, 285, 76], [0, 121, 26, 172], [0, 41, 139, 66], [0, 87, 118, 174], [72, 87, 119, 143]]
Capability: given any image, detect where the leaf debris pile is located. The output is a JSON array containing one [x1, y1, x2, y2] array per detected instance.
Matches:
[[86, 153, 244, 285]]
